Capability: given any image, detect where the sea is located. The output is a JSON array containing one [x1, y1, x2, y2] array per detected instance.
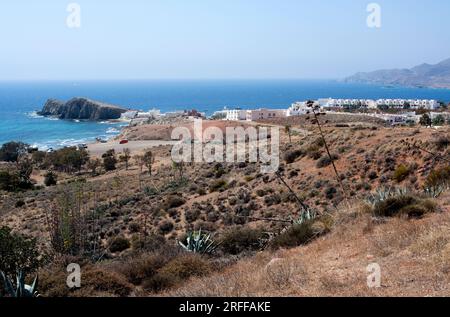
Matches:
[[1, 79, 450, 150]]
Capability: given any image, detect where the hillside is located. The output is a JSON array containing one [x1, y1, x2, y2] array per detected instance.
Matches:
[[344, 58, 450, 89], [0, 116, 449, 297]]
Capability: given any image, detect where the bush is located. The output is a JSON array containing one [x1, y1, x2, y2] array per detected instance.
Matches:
[[209, 179, 227, 192], [46, 147, 89, 173], [270, 221, 316, 249], [220, 227, 263, 255], [128, 222, 141, 233], [0, 166, 33, 192], [368, 171, 378, 180], [0, 226, 42, 277], [185, 208, 201, 223], [284, 149, 304, 164], [102, 150, 117, 171], [425, 166, 450, 188], [109, 236, 131, 253], [0, 142, 28, 162], [393, 165, 410, 183], [164, 195, 186, 209], [81, 268, 133, 296], [324, 186, 337, 199], [434, 135, 450, 150], [306, 145, 322, 160], [120, 254, 167, 285], [143, 254, 210, 292], [158, 220, 174, 234], [131, 234, 167, 252], [40, 266, 132, 297], [371, 195, 437, 218], [44, 171, 58, 186], [316, 154, 339, 168], [15, 199, 25, 208]]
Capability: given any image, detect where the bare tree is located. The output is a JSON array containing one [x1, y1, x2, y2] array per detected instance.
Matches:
[[120, 148, 131, 170], [143, 150, 155, 175], [87, 158, 101, 176], [285, 124, 292, 143]]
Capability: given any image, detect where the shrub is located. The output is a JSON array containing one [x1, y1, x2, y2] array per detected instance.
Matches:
[[393, 165, 410, 183], [40, 267, 132, 297], [284, 149, 304, 164], [434, 135, 450, 150], [270, 221, 316, 249], [15, 199, 25, 208], [0, 142, 28, 162], [220, 227, 263, 255], [109, 236, 131, 253], [131, 234, 167, 252], [158, 254, 210, 281], [324, 186, 337, 199], [0, 167, 33, 192], [306, 145, 322, 160], [0, 226, 42, 277], [164, 195, 186, 209], [120, 254, 167, 285], [44, 171, 58, 187], [46, 147, 89, 173], [185, 208, 201, 223], [264, 193, 281, 206], [128, 222, 141, 233], [102, 150, 117, 171], [368, 171, 378, 180], [425, 166, 450, 188], [81, 268, 133, 296], [316, 154, 339, 168], [142, 254, 210, 293], [209, 179, 227, 192], [256, 189, 266, 197], [158, 220, 174, 234], [371, 195, 437, 218]]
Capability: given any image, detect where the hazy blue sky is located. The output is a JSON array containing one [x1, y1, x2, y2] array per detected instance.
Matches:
[[0, 0, 449, 80]]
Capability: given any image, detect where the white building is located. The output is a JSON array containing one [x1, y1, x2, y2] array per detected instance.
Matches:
[[225, 109, 247, 121], [377, 99, 440, 110], [287, 102, 312, 116], [245, 109, 287, 121], [370, 112, 420, 125]]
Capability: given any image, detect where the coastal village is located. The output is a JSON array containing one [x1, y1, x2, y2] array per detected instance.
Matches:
[[121, 98, 449, 128]]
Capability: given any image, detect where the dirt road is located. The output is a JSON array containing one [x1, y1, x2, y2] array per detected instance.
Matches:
[[88, 140, 177, 156]]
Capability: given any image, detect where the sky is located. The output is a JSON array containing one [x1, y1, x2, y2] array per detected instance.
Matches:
[[0, 0, 449, 80]]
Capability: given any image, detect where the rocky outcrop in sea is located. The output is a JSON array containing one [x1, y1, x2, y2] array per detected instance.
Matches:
[[38, 97, 128, 121]]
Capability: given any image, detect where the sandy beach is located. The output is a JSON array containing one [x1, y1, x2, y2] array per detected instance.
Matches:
[[87, 139, 177, 156]]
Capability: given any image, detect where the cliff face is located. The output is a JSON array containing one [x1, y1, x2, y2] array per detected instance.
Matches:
[[38, 98, 127, 121]]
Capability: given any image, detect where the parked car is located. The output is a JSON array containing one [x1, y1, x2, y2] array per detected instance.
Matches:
[[119, 140, 129, 145]]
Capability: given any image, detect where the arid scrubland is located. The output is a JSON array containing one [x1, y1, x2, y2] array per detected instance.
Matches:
[[1, 115, 449, 297]]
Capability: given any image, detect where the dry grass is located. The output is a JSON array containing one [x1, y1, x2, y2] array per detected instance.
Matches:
[[165, 198, 450, 297]]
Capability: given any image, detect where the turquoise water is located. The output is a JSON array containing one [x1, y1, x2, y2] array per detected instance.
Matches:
[[1, 80, 450, 149]]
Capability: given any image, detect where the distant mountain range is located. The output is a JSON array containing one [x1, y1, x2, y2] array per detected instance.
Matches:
[[344, 58, 450, 89]]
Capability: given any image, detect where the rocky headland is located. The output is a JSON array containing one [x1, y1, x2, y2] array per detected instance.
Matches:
[[38, 97, 128, 121]]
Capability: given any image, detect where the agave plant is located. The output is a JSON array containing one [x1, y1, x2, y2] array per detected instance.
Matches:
[[365, 187, 410, 207], [292, 207, 318, 225], [0, 270, 39, 297], [179, 229, 218, 254], [424, 184, 447, 198]]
